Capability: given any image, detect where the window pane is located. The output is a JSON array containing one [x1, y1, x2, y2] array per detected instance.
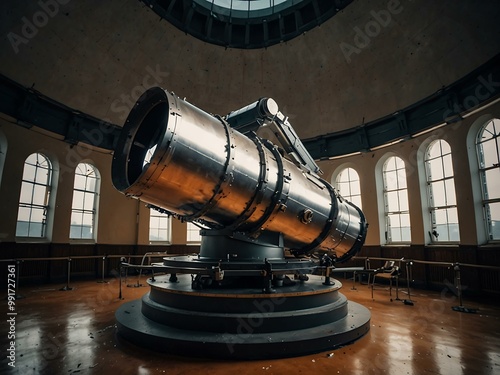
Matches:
[[335, 168, 362, 209], [71, 164, 100, 239], [351, 195, 362, 208], [30, 206, 45, 223], [449, 224, 460, 241], [19, 182, 33, 204], [34, 167, 49, 185], [17, 206, 31, 222], [25, 153, 38, 165], [28, 222, 44, 237], [481, 138, 498, 168], [158, 229, 168, 241], [16, 153, 52, 239], [350, 181, 361, 195], [385, 170, 398, 191], [82, 212, 93, 226], [447, 207, 459, 224], [397, 168, 407, 189], [149, 210, 171, 242], [32, 184, 47, 206], [442, 154, 453, 178], [427, 142, 441, 159], [426, 140, 459, 243], [434, 208, 447, 225], [390, 228, 402, 242], [444, 179, 457, 205], [431, 180, 446, 207], [83, 192, 95, 211], [484, 169, 500, 200], [386, 191, 399, 212], [428, 158, 443, 181], [74, 174, 87, 190], [71, 211, 82, 225], [434, 223, 450, 241], [87, 176, 97, 192], [338, 181, 349, 196], [398, 190, 409, 211], [338, 171, 349, 183], [187, 222, 201, 242], [399, 213, 410, 228], [70, 225, 82, 239], [487, 202, 500, 240], [383, 157, 410, 243], [395, 157, 405, 170], [72, 191, 84, 209], [22, 163, 36, 181]]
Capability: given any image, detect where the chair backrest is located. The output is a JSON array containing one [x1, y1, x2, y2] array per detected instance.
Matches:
[[382, 260, 395, 270]]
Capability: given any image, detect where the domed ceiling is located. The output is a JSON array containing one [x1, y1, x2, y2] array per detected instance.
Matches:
[[0, 0, 499, 143], [141, 0, 353, 48]]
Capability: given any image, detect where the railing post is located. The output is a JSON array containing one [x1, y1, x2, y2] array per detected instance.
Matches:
[[97, 255, 108, 284], [119, 261, 123, 300], [451, 263, 478, 313], [60, 257, 73, 291]]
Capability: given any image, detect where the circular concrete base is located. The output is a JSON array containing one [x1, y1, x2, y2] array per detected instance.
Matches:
[[116, 275, 370, 359]]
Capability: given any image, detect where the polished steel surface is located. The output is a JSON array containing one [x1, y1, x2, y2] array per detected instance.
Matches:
[[112, 88, 366, 261], [4, 276, 499, 374]]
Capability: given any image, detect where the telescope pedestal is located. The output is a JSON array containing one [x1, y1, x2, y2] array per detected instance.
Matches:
[[116, 233, 370, 358], [116, 274, 370, 359]]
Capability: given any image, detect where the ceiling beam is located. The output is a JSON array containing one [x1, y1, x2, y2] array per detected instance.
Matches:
[[303, 52, 500, 159], [0, 74, 121, 151]]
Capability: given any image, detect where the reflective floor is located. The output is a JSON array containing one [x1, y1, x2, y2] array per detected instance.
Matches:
[[1, 274, 499, 374]]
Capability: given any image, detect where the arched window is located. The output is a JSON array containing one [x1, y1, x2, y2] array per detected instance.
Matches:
[[187, 222, 202, 243], [70, 163, 100, 240], [424, 140, 460, 242], [335, 167, 362, 209], [16, 153, 53, 238], [476, 118, 500, 240], [383, 156, 411, 243], [149, 209, 171, 243]]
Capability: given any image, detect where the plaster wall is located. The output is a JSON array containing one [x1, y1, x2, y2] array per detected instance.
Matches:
[[0, 0, 499, 139]]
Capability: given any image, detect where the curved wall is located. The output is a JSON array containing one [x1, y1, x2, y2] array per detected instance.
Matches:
[[0, 0, 499, 139]]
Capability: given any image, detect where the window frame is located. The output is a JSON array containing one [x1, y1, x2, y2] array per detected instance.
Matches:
[[476, 118, 500, 242], [424, 139, 460, 243], [70, 162, 100, 241], [335, 167, 362, 210], [186, 222, 202, 244], [382, 156, 411, 244], [149, 208, 172, 244], [16, 153, 53, 240]]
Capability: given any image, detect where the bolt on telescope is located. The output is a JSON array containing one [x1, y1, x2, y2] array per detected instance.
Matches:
[[112, 87, 367, 262]]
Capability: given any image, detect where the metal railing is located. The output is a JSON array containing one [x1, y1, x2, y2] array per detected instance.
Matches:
[[350, 256, 500, 311]]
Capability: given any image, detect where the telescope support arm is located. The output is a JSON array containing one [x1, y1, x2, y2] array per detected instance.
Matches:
[[226, 98, 322, 175]]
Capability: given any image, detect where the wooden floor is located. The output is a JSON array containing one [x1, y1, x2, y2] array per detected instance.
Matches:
[[2, 274, 499, 375]]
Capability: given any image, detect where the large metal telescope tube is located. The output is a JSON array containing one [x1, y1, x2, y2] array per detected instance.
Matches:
[[112, 88, 366, 262]]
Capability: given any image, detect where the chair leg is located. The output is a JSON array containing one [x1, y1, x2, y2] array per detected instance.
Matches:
[[371, 275, 375, 299]]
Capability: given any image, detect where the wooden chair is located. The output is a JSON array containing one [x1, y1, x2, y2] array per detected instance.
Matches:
[[371, 260, 400, 300]]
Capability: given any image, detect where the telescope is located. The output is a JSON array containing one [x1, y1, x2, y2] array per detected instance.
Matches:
[[112, 87, 370, 359]]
